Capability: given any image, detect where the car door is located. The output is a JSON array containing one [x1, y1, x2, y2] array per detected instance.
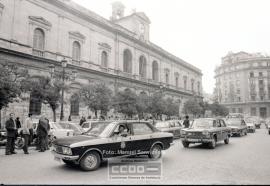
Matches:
[[129, 122, 154, 153], [214, 120, 222, 141], [219, 119, 228, 140]]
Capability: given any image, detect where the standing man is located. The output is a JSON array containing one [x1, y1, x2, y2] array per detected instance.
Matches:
[[183, 115, 190, 128], [5, 113, 17, 155], [36, 114, 48, 152], [22, 113, 33, 154], [45, 117, 50, 150]]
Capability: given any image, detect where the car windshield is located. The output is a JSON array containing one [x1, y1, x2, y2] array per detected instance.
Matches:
[[52, 122, 64, 129], [226, 119, 241, 126], [59, 123, 84, 133], [155, 122, 170, 128], [84, 121, 113, 137], [190, 119, 213, 129]]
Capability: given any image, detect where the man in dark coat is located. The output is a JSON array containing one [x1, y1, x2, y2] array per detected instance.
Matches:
[[79, 116, 86, 126], [183, 115, 190, 128], [36, 115, 49, 152], [5, 113, 17, 155]]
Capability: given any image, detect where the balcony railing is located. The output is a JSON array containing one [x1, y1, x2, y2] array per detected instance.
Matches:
[[32, 49, 44, 57]]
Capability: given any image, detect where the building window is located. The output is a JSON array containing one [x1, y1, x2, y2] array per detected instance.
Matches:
[[175, 76, 179, 87], [238, 97, 241, 102], [237, 89, 240, 94], [191, 79, 194, 92], [251, 107, 256, 116], [165, 72, 169, 84], [259, 80, 264, 85], [250, 72, 254, 78], [33, 28, 45, 57], [29, 91, 42, 115], [101, 51, 108, 68], [232, 108, 236, 113], [197, 82, 200, 94], [70, 94, 80, 116], [183, 76, 187, 90], [238, 108, 243, 113], [259, 72, 263, 77], [123, 49, 132, 73], [72, 41, 81, 61], [251, 95, 256, 101], [139, 55, 147, 78], [152, 61, 159, 81]]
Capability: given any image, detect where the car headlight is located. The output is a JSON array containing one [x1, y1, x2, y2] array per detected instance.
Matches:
[[62, 147, 72, 155]]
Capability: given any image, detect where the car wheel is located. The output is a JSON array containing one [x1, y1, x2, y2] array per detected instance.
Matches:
[[268, 131, 270, 135], [15, 137, 25, 149], [63, 160, 76, 167], [224, 136, 229, 144], [182, 141, 190, 148], [209, 137, 216, 149], [149, 144, 162, 159], [80, 151, 101, 171]]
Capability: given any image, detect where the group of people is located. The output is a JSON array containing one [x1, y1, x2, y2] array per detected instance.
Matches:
[[5, 113, 51, 155]]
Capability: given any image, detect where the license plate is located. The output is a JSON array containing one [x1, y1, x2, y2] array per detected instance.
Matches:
[[54, 156, 61, 162]]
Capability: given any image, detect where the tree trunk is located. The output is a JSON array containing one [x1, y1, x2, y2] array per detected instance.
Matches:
[[95, 110, 98, 118], [0, 108, 2, 129], [53, 109, 56, 122]]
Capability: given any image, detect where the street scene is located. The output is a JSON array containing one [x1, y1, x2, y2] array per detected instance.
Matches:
[[1, 0, 270, 185], [1, 126, 270, 185]]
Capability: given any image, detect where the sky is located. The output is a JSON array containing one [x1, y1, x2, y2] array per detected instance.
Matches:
[[74, 0, 270, 94]]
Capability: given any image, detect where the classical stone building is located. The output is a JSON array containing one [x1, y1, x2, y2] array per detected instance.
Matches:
[[0, 0, 202, 123], [215, 51, 270, 118]]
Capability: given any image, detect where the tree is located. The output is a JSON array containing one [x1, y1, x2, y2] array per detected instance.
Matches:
[[209, 102, 229, 116], [135, 92, 150, 120], [23, 76, 62, 122], [148, 91, 166, 120], [80, 83, 112, 118], [183, 97, 203, 117], [0, 63, 29, 126], [113, 88, 137, 118], [164, 98, 179, 119]]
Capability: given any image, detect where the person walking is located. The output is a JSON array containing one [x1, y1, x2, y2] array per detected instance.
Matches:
[[15, 117, 22, 129], [183, 115, 190, 128], [79, 116, 86, 126], [5, 113, 17, 155], [22, 113, 33, 154], [36, 115, 49, 152]]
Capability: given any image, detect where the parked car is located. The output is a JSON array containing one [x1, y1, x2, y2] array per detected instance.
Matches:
[[59, 122, 84, 136], [49, 122, 74, 139], [244, 117, 256, 133], [81, 120, 102, 132], [180, 118, 231, 149], [52, 120, 174, 171], [225, 118, 248, 137], [155, 120, 182, 138], [0, 128, 7, 146]]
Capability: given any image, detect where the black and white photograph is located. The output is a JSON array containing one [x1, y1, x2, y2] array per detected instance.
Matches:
[[0, 0, 270, 185]]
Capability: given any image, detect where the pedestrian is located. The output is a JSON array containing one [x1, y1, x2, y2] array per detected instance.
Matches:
[[44, 117, 50, 150], [36, 115, 49, 152], [15, 117, 22, 129], [22, 113, 33, 154], [68, 115, 72, 121], [5, 113, 17, 155], [183, 115, 190, 128], [79, 116, 86, 126]]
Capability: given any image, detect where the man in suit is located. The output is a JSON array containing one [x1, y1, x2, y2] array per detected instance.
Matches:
[[5, 113, 17, 155]]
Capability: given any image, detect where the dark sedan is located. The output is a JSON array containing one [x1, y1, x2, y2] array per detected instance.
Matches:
[[225, 118, 248, 137], [155, 120, 182, 138], [180, 118, 231, 149], [52, 121, 174, 171]]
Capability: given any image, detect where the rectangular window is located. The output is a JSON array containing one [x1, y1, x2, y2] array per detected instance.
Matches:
[[251, 96, 256, 101], [237, 89, 240, 94], [238, 108, 243, 113], [259, 80, 264, 85], [232, 108, 236, 113], [250, 72, 254, 78], [259, 72, 263, 77], [251, 107, 257, 116]]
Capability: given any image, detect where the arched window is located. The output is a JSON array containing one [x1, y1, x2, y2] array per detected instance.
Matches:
[[123, 49, 132, 73], [72, 41, 81, 61], [29, 90, 42, 115], [197, 82, 201, 94], [165, 72, 169, 84], [33, 28, 45, 57], [33, 28, 45, 50], [175, 76, 179, 88], [152, 61, 159, 81], [183, 76, 187, 90], [139, 55, 147, 78], [70, 94, 80, 116], [191, 79, 194, 92], [101, 51, 108, 68]]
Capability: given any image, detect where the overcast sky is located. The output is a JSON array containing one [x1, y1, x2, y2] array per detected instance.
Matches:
[[74, 0, 270, 94]]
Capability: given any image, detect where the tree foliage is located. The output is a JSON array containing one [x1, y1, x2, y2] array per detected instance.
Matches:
[[80, 83, 112, 117], [183, 97, 203, 117], [208, 102, 229, 116]]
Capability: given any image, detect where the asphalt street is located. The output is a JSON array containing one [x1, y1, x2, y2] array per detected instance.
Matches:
[[0, 126, 270, 185]]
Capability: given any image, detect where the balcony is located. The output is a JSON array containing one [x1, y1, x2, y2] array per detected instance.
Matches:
[[32, 49, 44, 57]]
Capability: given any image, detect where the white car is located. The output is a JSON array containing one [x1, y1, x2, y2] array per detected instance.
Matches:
[[81, 120, 105, 132], [59, 122, 84, 136], [49, 122, 74, 139]]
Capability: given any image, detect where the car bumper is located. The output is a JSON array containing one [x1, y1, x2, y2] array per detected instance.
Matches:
[[51, 150, 79, 161], [181, 137, 212, 143]]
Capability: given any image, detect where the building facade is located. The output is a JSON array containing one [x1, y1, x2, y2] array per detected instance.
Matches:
[[215, 51, 270, 118], [0, 0, 202, 123]]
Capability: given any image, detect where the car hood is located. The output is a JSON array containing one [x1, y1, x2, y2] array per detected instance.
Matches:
[[246, 123, 255, 127], [53, 135, 99, 147], [182, 128, 209, 132]]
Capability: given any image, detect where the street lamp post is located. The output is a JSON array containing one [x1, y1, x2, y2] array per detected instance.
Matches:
[[48, 59, 77, 121]]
